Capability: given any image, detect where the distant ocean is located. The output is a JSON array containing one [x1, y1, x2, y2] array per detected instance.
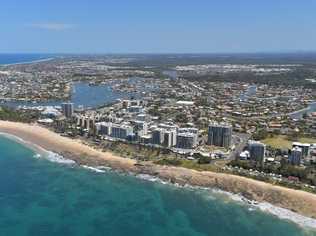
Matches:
[[0, 54, 55, 65], [0, 135, 315, 236]]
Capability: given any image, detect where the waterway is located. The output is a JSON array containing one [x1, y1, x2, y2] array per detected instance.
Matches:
[[1, 77, 149, 109]]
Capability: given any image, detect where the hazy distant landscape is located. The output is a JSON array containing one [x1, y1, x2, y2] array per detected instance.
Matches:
[[2, 0, 316, 235]]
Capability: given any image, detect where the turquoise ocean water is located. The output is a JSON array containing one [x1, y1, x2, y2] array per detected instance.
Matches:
[[0, 135, 315, 236]]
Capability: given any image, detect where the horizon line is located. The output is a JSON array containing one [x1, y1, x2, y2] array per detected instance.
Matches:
[[2, 51, 316, 55]]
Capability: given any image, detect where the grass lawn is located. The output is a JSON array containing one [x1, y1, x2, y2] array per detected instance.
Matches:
[[261, 135, 292, 149], [198, 145, 227, 152], [155, 158, 222, 172], [261, 135, 316, 149], [179, 160, 220, 172], [298, 137, 316, 144]]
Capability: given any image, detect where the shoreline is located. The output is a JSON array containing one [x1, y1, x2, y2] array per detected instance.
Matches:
[[1, 121, 316, 228], [288, 101, 316, 119], [0, 57, 56, 67]]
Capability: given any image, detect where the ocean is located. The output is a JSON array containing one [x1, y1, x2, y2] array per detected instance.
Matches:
[[0, 54, 55, 65], [0, 135, 315, 236]]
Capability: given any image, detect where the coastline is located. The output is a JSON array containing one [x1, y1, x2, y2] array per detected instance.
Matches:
[[1, 121, 316, 227], [0, 57, 56, 67]]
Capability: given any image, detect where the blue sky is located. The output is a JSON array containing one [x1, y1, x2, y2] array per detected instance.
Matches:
[[1, 0, 316, 53]]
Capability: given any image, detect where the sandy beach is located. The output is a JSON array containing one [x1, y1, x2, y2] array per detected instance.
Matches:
[[1, 120, 316, 221]]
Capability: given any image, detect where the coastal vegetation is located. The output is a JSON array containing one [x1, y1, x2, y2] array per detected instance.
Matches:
[[1, 120, 316, 221], [229, 159, 316, 191], [153, 154, 316, 194], [97, 140, 178, 161], [183, 66, 316, 89], [155, 157, 226, 172], [0, 106, 39, 123], [1, 55, 316, 221], [49, 121, 316, 195], [261, 135, 316, 149]]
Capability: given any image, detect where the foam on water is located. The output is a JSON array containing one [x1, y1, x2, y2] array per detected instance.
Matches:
[[137, 174, 161, 182], [257, 202, 316, 230], [33, 153, 41, 159], [134, 171, 316, 231], [0, 132, 76, 165], [43, 151, 76, 165], [0, 132, 315, 231], [81, 165, 107, 173]]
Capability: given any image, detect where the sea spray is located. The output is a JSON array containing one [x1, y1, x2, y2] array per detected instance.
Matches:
[[19, 150, 316, 230], [81, 165, 106, 173], [39, 151, 76, 165], [0, 132, 75, 165], [29, 146, 316, 231], [1, 132, 315, 232], [257, 202, 316, 230], [0, 136, 308, 236], [134, 171, 316, 231], [80, 162, 316, 231]]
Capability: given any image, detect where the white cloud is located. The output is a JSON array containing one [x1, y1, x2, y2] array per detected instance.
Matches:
[[29, 23, 75, 31]]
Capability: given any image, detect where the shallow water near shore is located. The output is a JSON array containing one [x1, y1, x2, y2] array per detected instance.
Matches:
[[0, 135, 315, 236]]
